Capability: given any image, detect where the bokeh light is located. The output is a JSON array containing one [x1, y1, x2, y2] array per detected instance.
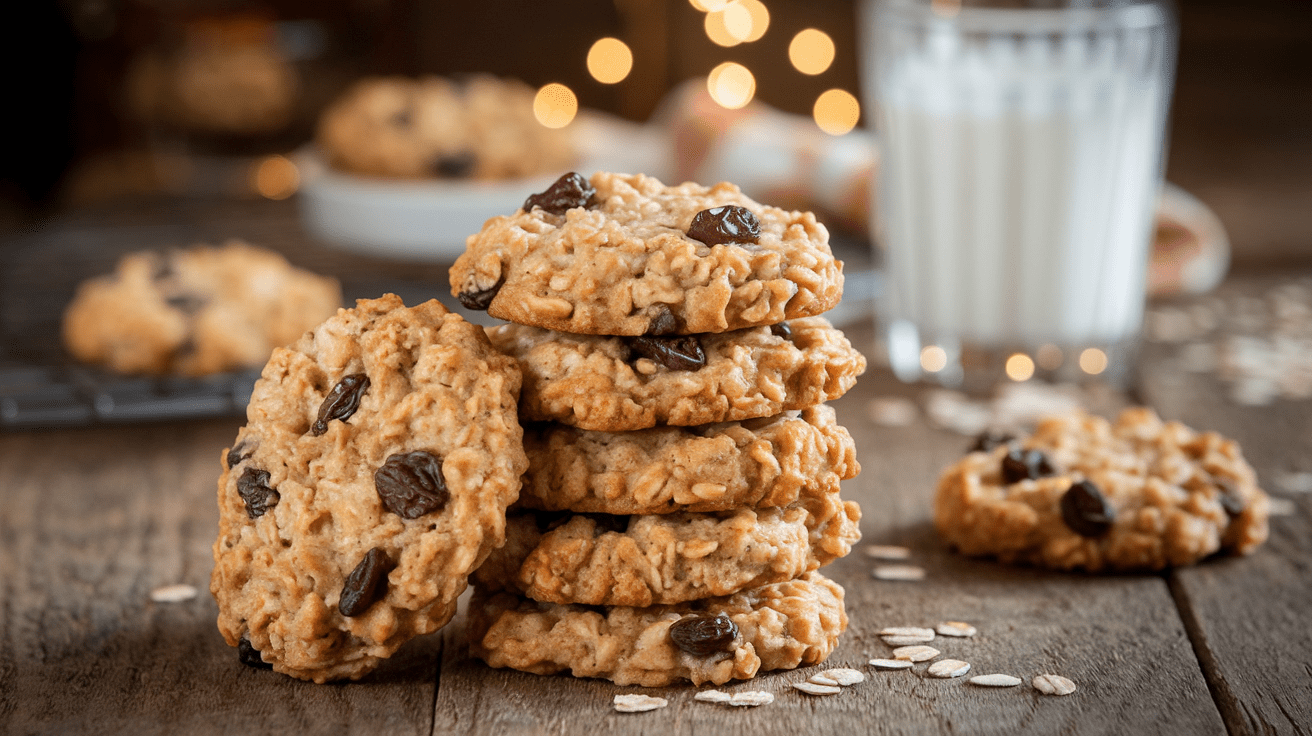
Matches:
[[1036, 343, 1064, 370], [587, 38, 633, 84], [1005, 353, 1035, 381], [739, 0, 770, 43], [689, 0, 730, 11], [789, 29, 835, 75], [704, 7, 743, 47], [1079, 348, 1109, 375], [723, 2, 753, 41], [920, 346, 947, 373], [813, 89, 860, 135], [707, 62, 756, 109], [533, 83, 578, 128], [251, 155, 298, 200]]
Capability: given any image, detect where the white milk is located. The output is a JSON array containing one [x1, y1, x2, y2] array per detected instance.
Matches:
[[864, 2, 1176, 376]]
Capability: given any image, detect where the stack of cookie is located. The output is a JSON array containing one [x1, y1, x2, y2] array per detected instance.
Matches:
[[451, 172, 868, 686]]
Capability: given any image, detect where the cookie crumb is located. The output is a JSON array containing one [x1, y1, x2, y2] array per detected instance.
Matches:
[[864, 544, 912, 560], [792, 681, 841, 696], [614, 694, 669, 712], [150, 584, 198, 603], [869, 658, 914, 670], [927, 659, 971, 678], [935, 621, 977, 638], [969, 674, 1021, 687], [873, 565, 926, 581], [1032, 674, 1077, 696]]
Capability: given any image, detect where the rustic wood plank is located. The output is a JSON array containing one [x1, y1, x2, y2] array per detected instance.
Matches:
[[0, 419, 438, 735], [1139, 276, 1312, 736], [433, 368, 1226, 735]]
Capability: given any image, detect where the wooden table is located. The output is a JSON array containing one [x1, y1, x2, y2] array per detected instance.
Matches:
[[1, 203, 1309, 735]]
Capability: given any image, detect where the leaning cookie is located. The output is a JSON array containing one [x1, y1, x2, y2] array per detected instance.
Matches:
[[488, 317, 865, 431], [210, 295, 527, 682], [934, 408, 1270, 572], [469, 571, 847, 687], [518, 405, 859, 515], [450, 171, 844, 335], [472, 494, 860, 607], [63, 240, 341, 375]]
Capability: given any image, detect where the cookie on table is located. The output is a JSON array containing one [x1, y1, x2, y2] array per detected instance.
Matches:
[[450, 171, 845, 335], [62, 240, 341, 376], [317, 75, 573, 181], [469, 571, 847, 687], [472, 492, 860, 607], [934, 408, 1270, 572], [210, 295, 527, 682], [518, 405, 859, 515], [487, 317, 865, 432]]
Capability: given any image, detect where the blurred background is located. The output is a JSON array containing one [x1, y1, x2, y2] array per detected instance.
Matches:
[[2, 0, 1308, 266]]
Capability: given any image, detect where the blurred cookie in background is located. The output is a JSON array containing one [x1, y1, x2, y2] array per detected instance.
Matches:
[[316, 75, 574, 181], [62, 240, 340, 375]]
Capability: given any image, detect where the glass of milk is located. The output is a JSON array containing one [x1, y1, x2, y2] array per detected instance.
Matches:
[[859, 0, 1178, 390]]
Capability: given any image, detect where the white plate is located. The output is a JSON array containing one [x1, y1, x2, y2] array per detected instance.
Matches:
[[296, 112, 671, 262]]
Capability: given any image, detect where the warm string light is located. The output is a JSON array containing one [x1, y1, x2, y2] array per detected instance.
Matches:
[[789, 29, 835, 75], [533, 83, 578, 128], [689, 0, 730, 11], [587, 38, 633, 84], [920, 346, 947, 373], [737, 0, 770, 43], [813, 89, 860, 135], [251, 155, 298, 200], [704, 8, 744, 47], [707, 62, 756, 109], [1005, 353, 1036, 382], [1079, 348, 1109, 375]]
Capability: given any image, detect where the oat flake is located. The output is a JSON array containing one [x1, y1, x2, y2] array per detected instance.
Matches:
[[880, 626, 935, 639], [792, 681, 842, 696], [150, 584, 198, 603], [729, 691, 774, 707], [809, 674, 839, 686], [935, 621, 977, 638], [614, 694, 668, 712], [1032, 674, 1077, 696], [892, 645, 940, 662], [817, 668, 865, 686], [864, 544, 912, 560], [927, 659, 971, 678], [694, 690, 732, 704], [969, 674, 1021, 687], [872, 565, 926, 581], [869, 658, 914, 670]]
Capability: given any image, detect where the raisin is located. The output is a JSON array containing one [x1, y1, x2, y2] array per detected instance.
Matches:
[[165, 294, 206, 314], [457, 276, 504, 311], [237, 636, 272, 670], [646, 305, 681, 336], [226, 441, 252, 469], [433, 151, 476, 178], [770, 322, 792, 340], [375, 451, 449, 519], [1060, 480, 1115, 538], [237, 467, 279, 519], [311, 374, 370, 436], [339, 547, 393, 617], [626, 335, 705, 371], [669, 614, 738, 656], [523, 172, 595, 215], [1001, 448, 1056, 484], [686, 205, 760, 247], [970, 431, 1015, 454]]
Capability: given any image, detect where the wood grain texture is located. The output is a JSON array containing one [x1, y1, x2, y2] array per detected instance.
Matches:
[[0, 419, 438, 735], [1139, 282, 1312, 736]]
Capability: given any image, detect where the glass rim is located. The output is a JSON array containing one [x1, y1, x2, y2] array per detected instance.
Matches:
[[870, 0, 1174, 33]]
